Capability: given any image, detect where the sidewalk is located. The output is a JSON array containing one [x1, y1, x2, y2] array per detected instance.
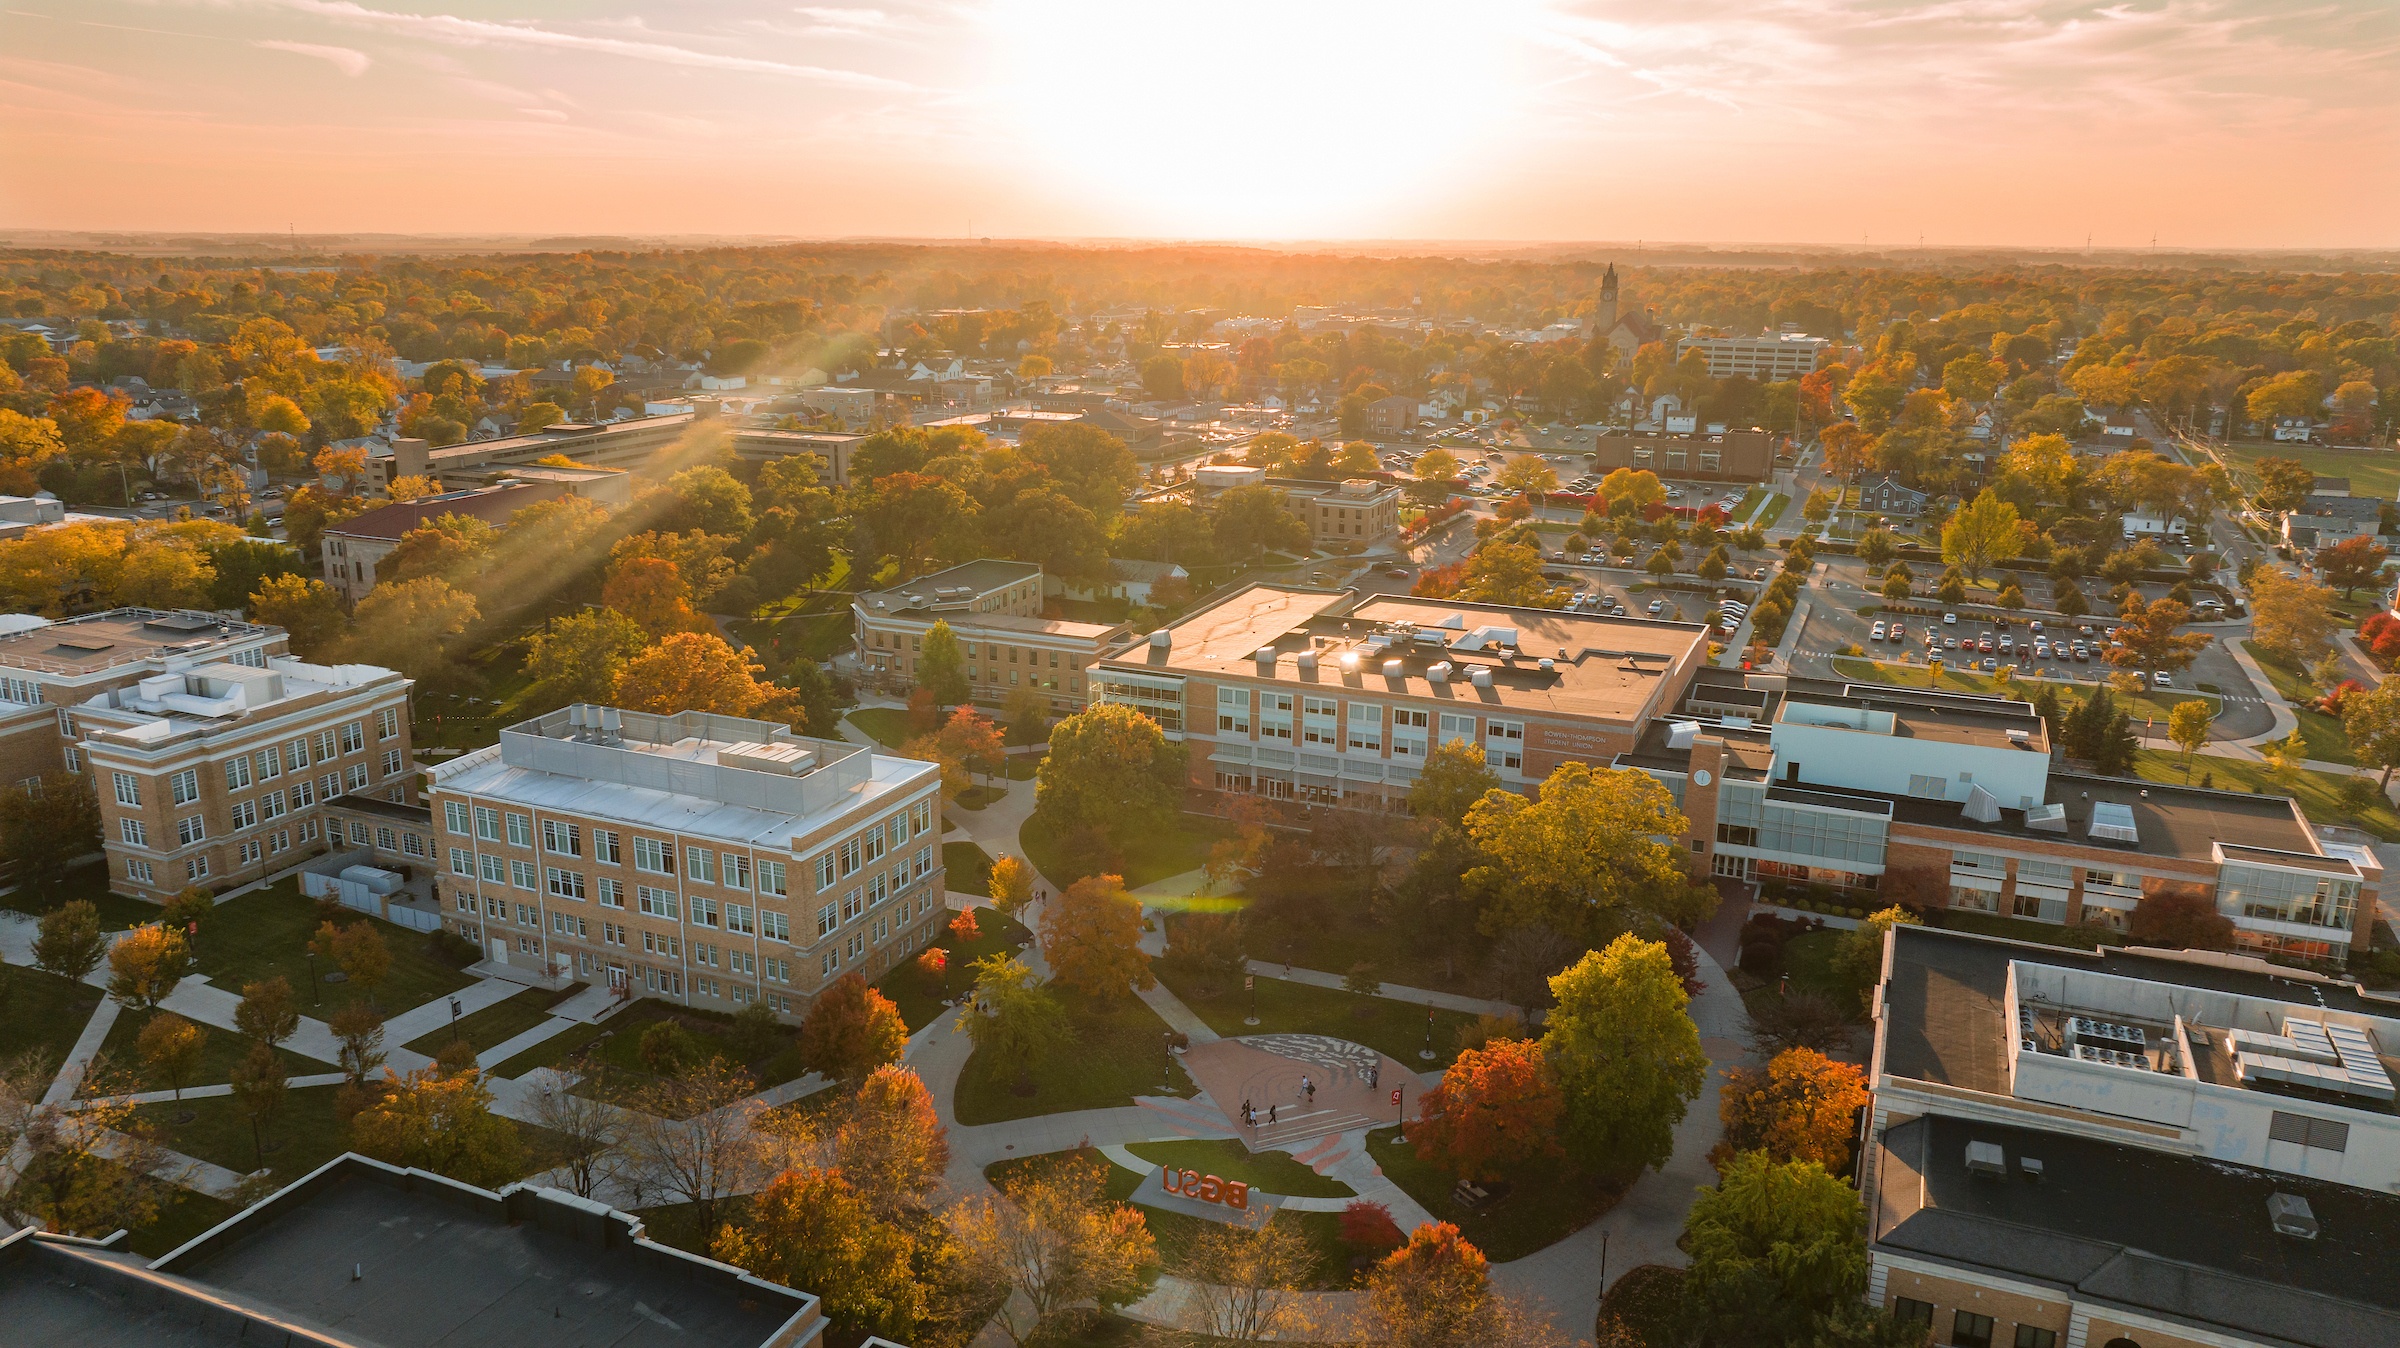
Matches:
[[1241, 959, 1524, 1020], [2221, 638, 2301, 748], [40, 998, 121, 1106]]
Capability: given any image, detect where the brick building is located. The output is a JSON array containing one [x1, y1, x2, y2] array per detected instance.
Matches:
[[852, 560, 1134, 714], [0, 609, 290, 792], [1590, 429, 1777, 484]]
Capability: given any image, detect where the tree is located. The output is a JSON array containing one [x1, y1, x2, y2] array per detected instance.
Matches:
[[2316, 536, 2390, 598], [234, 976, 299, 1050], [848, 472, 978, 578], [230, 1041, 288, 1168], [713, 1165, 927, 1341], [1020, 423, 1140, 519], [798, 972, 909, 1085], [1360, 1222, 1498, 1348], [602, 555, 708, 636], [1494, 458, 1557, 498], [245, 574, 347, 657], [917, 619, 970, 708], [1212, 484, 1311, 559], [1802, 488, 1836, 524], [1410, 1038, 1564, 1182], [956, 953, 1071, 1090], [1599, 468, 1666, 513], [2343, 677, 2400, 788], [137, 1012, 207, 1106], [515, 401, 567, 433], [1856, 528, 1896, 568], [0, 1055, 171, 1238], [1541, 935, 1708, 1173], [2250, 456, 2318, 517], [1187, 1212, 1322, 1343], [32, 899, 106, 984], [1684, 1152, 1867, 1335], [614, 632, 787, 721], [2167, 699, 2214, 782], [2245, 370, 2323, 428], [1462, 762, 1706, 940], [313, 918, 391, 1008], [831, 1065, 952, 1220], [2130, 889, 2235, 950], [107, 924, 188, 1011], [1818, 422, 1873, 482], [988, 854, 1035, 917], [2103, 596, 2209, 680], [937, 705, 1007, 782], [522, 606, 649, 705], [0, 773, 101, 899], [1719, 1048, 1869, 1173], [329, 1002, 386, 1088], [1940, 490, 2022, 581], [1458, 542, 1562, 607], [1032, 703, 1185, 869], [2249, 570, 2337, 661], [1413, 447, 1460, 485], [621, 1055, 761, 1232], [350, 1063, 526, 1187], [1409, 740, 1501, 828], [1002, 684, 1051, 745], [341, 576, 478, 682], [947, 1153, 1156, 1347], [1040, 874, 1153, 998]]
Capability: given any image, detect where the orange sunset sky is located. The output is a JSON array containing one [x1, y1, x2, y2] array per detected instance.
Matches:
[[3, 0, 2395, 247]]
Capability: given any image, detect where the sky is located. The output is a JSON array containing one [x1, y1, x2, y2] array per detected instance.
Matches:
[[2, 0, 2396, 247]]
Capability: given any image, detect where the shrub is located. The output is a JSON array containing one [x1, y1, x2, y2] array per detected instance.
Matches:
[[1739, 940, 1782, 977]]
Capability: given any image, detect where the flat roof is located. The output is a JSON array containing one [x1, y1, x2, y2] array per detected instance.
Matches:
[[1100, 584, 1704, 724], [424, 412, 696, 464], [857, 558, 1043, 612], [326, 484, 554, 542], [1779, 693, 2047, 752], [1875, 1114, 2400, 1347], [0, 609, 274, 677]]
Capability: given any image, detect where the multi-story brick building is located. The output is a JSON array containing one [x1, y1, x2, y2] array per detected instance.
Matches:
[[852, 560, 1134, 714], [421, 705, 945, 1018], [80, 653, 414, 899], [1861, 924, 2400, 1348], [1273, 478, 1403, 548], [1590, 428, 1777, 484], [1090, 585, 1712, 808]]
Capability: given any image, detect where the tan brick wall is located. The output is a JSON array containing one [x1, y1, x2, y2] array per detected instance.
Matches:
[[0, 713, 63, 787], [1882, 1265, 2071, 1347]]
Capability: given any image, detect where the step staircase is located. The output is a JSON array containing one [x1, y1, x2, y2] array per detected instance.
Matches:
[[1244, 1107, 1373, 1151]]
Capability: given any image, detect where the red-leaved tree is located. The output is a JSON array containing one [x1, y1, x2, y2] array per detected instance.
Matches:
[[1408, 1037, 1564, 1182]]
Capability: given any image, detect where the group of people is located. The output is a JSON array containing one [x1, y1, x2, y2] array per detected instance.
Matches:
[[1240, 1074, 1318, 1130]]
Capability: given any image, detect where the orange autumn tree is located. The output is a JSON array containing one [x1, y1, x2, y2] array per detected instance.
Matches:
[[1716, 1047, 1870, 1173], [1039, 873, 1153, 999], [1408, 1037, 1564, 1182], [614, 632, 805, 728], [603, 554, 709, 637], [797, 972, 909, 1086]]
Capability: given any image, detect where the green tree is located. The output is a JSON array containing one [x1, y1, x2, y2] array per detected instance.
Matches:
[[515, 401, 567, 433], [1802, 488, 1836, 524], [1463, 763, 1709, 939], [1541, 935, 1708, 1173], [1213, 484, 1311, 559], [1939, 490, 2022, 581], [918, 619, 970, 709], [1032, 703, 1186, 870], [1458, 542, 1562, 607], [32, 899, 106, 984], [1407, 741, 1501, 829], [1684, 1152, 1868, 1338], [955, 953, 1071, 1092], [0, 773, 101, 900], [349, 1063, 525, 1187], [2167, 699, 2214, 782], [2343, 677, 2400, 788], [341, 577, 479, 683], [522, 607, 650, 705], [1831, 906, 1921, 1014], [246, 574, 348, 658], [234, 976, 299, 1050], [1856, 529, 1896, 568]]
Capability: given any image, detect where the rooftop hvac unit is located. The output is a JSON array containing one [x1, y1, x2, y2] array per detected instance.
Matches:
[[1964, 1141, 2007, 1179], [1338, 651, 1360, 673], [1665, 721, 1698, 750], [2018, 1157, 2044, 1183], [2006, 728, 2031, 744], [1149, 630, 1172, 650], [1469, 668, 1494, 689], [1427, 662, 1453, 683], [2088, 800, 2139, 844], [2025, 803, 2068, 832], [1382, 659, 1404, 677], [1295, 652, 1318, 672], [599, 707, 622, 741], [2268, 1193, 2320, 1240], [1961, 784, 2002, 824], [1537, 658, 1555, 672], [1253, 647, 1278, 666]]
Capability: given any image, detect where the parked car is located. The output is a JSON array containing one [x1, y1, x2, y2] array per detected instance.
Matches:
[[1943, 612, 1958, 625], [1647, 599, 1668, 615], [1872, 621, 1888, 641]]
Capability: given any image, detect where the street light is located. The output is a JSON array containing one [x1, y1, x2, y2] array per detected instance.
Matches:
[[1419, 1003, 1436, 1061], [304, 950, 321, 1006]]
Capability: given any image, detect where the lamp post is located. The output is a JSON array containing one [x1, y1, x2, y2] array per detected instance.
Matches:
[[305, 950, 321, 1007], [1163, 1031, 1174, 1091], [1419, 1002, 1436, 1060]]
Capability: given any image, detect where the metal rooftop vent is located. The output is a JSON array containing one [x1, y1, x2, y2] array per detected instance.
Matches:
[[2088, 801, 2139, 844], [2024, 803, 2068, 833], [1426, 662, 1452, 683], [1253, 647, 1277, 666], [1965, 1141, 2007, 1179], [1382, 658, 1404, 677], [1148, 630, 1172, 650], [1468, 667, 1494, 689], [2268, 1193, 2319, 1240], [1665, 721, 1698, 750], [1961, 784, 2002, 824]]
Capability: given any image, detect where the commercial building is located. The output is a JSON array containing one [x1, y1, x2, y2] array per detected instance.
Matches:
[[1862, 924, 2400, 1348], [81, 651, 414, 900], [1675, 331, 1830, 380], [1365, 395, 1418, 435], [853, 560, 1134, 713], [369, 412, 709, 494], [729, 427, 865, 485], [1091, 584, 1711, 808], [1626, 666, 2381, 961], [1273, 478, 1404, 547], [1591, 429, 1777, 484], [423, 705, 946, 1014], [0, 1153, 829, 1346]]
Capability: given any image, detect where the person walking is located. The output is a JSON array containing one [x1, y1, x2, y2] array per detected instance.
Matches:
[[1368, 1063, 1379, 1089], [1268, 1104, 1277, 1126], [1302, 1075, 1315, 1103]]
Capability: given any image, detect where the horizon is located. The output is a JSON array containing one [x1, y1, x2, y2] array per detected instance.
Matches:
[[5, 1, 2396, 249]]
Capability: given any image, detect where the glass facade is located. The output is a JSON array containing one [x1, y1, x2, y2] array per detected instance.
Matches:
[[2217, 862, 2356, 931], [1718, 783, 1888, 868], [1092, 672, 1186, 735]]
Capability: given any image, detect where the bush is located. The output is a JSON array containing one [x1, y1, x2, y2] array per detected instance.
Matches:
[[1739, 940, 1782, 977], [428, 929, 479, 967]]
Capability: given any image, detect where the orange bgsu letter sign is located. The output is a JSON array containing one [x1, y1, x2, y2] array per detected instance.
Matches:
[[1161, 1167, 1249, 1210]]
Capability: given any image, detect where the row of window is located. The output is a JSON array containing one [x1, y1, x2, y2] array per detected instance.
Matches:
[[1888, 1300, 2053, 1348], [454, 884, 940, 987], [122, 818, 324, 886], [445, 797, 935, 900], [449, 845, 933, 943]]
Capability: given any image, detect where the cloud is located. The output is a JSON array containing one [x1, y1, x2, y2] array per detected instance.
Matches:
[[253, 40, 372, 76], [240, 0, 913, 90]]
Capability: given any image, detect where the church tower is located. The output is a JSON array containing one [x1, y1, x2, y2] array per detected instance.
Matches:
[[1597, 263, 1620, 336]]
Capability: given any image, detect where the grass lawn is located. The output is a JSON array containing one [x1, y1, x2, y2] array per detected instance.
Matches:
[[954, 984, 1195, 1125], [1155, 966, 1479, 1070], [1364, 1125, 1627, 1261], [2133, 751, 2399, 841], [2242, 641, 2356, 765], [987, 1149, 1357, 1290], [137, 1082, 559, 1188], [1125, 1138, 1354, 1198], [192, 880, 475, 1019], [944, 841, 996, 895], [1755, 492, 1791, 529], [1927, 908, 2122, 950], [88, 1005, 330, 1098], [1019, 810, 1234, 889], [2219, 440, 2400, 501], [875, 905, 1030, 1034], [845, 707, 915, 749], [732, 610, 854, 663], [1778, 929, 1851, 1001], [572, 1000, 807, 1109], [1829, 656, 2221, 724], [0, 964, 104, 1094], [488, 1021, 604, 1079], [1230, 905, 1504, 1001], [401, 987, 563, 1057], [0, 862, 162, 929], [953, 783, 1006, 811]]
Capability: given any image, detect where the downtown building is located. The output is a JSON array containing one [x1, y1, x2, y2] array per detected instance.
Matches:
[[419, 705, 946, 1018]]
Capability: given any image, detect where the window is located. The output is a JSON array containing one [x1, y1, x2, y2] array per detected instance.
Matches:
[[838, 837, 861, 877], [690, 896, 719, 927], [634, 837, 673, 873], [913, 846, 932, 880], [112, 772, 139, 806], [542, 819, 581, 856], [759, 859, 787, 897], [638, 886, 679, 920], [1892, 1300, 1934, 1326], [1907, 773, 1947, 799], [510, 859, 537, 890], [376, 826, 396, 851], [505, 812, 532, 847], [1484, 719, 1523, 770], [261, 790, 285, 820], [912, 799, 933, 835], [256, 746, 281, 780], [450, 847, 472, 876], [761, 909, 790, 942], [1217, 686, 1251, 733], [479, 854, 505, 883], [316, 730, 338, 761], [376, 707, 399, 739], [867, 873, 887, 908], [120, 818, 147, 847], [445, 801, 470, 834], [287, 738, 309, 769], [1258, 691, 1293, 740], [1346, 701, 1381, 752], [230, 800, 258, 830], [816, 852, 836, 891], [597, 877, 624, 908], [474, 806, 500, 841], [398, 831, 427, 858], [687, 847, 716, 884], [1950, 1311, 1993, 1348], [127, 858, 153, 884], [350, 822, 370, 845], [2269, 1110, 2350, 1152], [593, 829, 620, 864], [726, 902, 754, 935], [2013, 1329, 2057, 1348], [185, 856, 208, 881], [1301, 696, 1338, 745], [341, 721, 365, 754], [546, 867, 586, 901], [225, 758, 252, 791], [382, 750, 403, 777], [817, 902, 838, 937], [862, 826, 886, 865], [347, 764, 369, 792], [822, 950, 839, 975], [842, 889, 864, 922], [167, 769, 198, 805], [291, 779, 314, 809]]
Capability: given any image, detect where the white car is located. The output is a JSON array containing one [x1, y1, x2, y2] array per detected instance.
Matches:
[[1942, 613, 1958, 625], [2153, 672, 2174, 688], [1871, 621, 1888, 640]]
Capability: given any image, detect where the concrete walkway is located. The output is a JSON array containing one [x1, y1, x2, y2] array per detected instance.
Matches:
[[93, 1128, 259, 1201], [2222, 637, 2301, 748], [476, 1016, 579, 1072], [41, 998, 121, 1106], [1241, 959, 1527, 1021], [384, 975, 523, 1045]]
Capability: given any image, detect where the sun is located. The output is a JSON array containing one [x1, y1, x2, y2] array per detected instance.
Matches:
[[978, 0, 1536, 237]]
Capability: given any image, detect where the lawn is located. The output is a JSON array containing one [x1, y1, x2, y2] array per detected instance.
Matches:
[[944, 841, 997, 896], [2132, 751, 2400, 841], [953, 783, 1006, 811], [1754, 492, 1791, 529], [987, 1148, 1358, 1290], [136, 1082, 558, 1188], [874, 905, 1031, 1034], [1231, 904, 1505, 1001], [1364, 1125, 1626, 1261], [191, 880, 476, 1019], [1927, 908, 2123, 950], [1019, 810, 1233, 890], [954, 983, 1195, 1125], [401, 986, 565, 1057], [845, 707, 915, 749], [1155, 966, 1480, 1070], [0, 963, 104, 1094], [88, 1004, 330, 1098], [488, 1020, 605, 1079], [571, 1000, 808, 1109], [2218, 440, 2400, 501], [0, 861, 161, 929], [1828, 656, 2222, 724], [1124, 1138, 1354, 1198], [1778, 929, 1850, 1001], [2242, 641, 2356, 765]]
